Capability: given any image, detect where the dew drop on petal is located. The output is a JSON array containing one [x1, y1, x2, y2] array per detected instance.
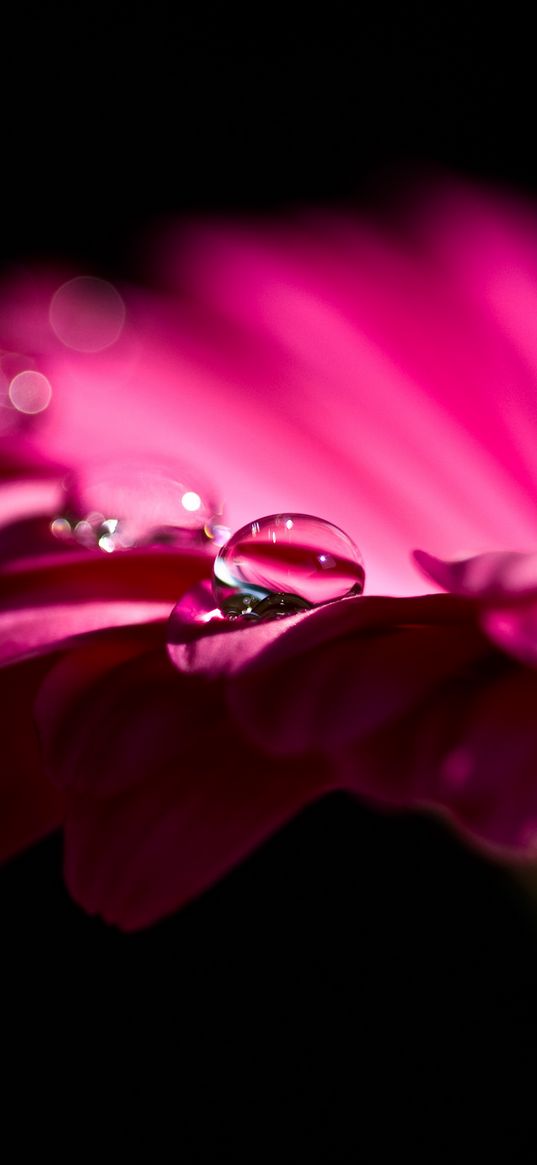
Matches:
[[50, 460, 222, 552], [49, 276, 126, 352], [213, 513, 365, 621]]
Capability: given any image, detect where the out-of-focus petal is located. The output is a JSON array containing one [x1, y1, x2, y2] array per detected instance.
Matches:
[[0, 545, 211, 598], [414, 549, 537, 668], [0, 436, 65, 481], [0, 657, 65, 860], [168, 585, 488, 786], [414, 548, 537, 602], [155, 213, 537, 587], [35, 636, 167, 795], [0, 479, 63, 532], [228, 613, 488, 760], [0, 547, 212, 666], [0, 598, 172, 667], [441, 667, 537, 852], [482, 604, 537, 669], [167, 579, 317, 676], [40, 649, 331, 929], [339, 652, 537, 856], [168, 585, 474, 682]]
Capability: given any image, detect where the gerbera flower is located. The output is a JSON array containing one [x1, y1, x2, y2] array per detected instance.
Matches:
[[2, 179, 537, 929]]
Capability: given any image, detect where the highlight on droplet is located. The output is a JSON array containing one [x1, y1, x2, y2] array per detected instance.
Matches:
[[49, 276, 126, 352], [181, 491, 202, 512]]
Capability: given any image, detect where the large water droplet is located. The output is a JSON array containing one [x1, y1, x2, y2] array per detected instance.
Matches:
[[213, 513, 365, 620], [51, 460, 222, 552]]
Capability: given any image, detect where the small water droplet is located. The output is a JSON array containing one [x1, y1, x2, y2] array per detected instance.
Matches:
[[51, 459, 222, 552], [213, 513, 365, 621]]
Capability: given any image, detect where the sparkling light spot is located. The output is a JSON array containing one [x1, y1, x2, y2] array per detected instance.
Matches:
[[49, 276, 126, 352], [181, 490, 202, 512], [8, 370, 52, 414], [98, 535, 116, 553], [200, 608, 225, 623], [50, 517, 72, 540]]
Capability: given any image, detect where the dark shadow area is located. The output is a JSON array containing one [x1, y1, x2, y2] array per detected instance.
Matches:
[[3, 796, 537, 1161]]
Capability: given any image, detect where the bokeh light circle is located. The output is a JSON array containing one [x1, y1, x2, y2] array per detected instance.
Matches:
[[49, 276, 126, 352], [8, 370, 52, 414]]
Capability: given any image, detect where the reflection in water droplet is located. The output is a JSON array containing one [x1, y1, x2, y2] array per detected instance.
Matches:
[[50, 460, 222, 552], [213, 513, 365, 621], [8, 370, 52, 414], [49, 276, 126, 352], [204, 522, 231, 547]]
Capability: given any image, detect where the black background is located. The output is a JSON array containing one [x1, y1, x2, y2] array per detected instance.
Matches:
[[2, 9, 537, 1162]]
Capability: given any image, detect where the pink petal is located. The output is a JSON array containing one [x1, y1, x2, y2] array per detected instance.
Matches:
[[0, 598, 172, 667], [167, 580, 318, 677], [156, 213, 537, 584], [0, 436, 65, 481], [35, 638, 168, 795], [168, 584, 473, 682], [64, 748, 330, 931], [0, 547, 212, 665], [42, 650, 332, 929], [0, 478, 63, 531], [414, 548, 537, 602], [481, 603, 537, 669], [226, 599, 487, 758], [0, 516, 75, 565], [441, 667, 537, 853], [0, 656, 65, 860], [338, 653, 537, 857]]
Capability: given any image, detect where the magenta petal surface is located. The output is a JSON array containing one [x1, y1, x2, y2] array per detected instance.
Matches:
[[333, 649, 537, 856], [0, 598, 172, 666], [167, 581, 315, 677], [441, 667, 537, 852], [63, 745, 330, 931], [481, 603, 537, 669], [224, 601, 484, 754], [414, 549, 537, 602], [167, 585, 471, 680], [35, 637, 166, 795], [0, 656, 66, 860], [0, 547, 212, 666], [0, 478, 63, 531], [40, 648, 332, 929]]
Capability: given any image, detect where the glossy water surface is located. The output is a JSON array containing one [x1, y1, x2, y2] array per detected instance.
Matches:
[[213, 513, 365, 619]]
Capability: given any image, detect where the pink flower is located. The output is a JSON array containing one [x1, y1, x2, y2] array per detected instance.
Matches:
[[2, 179, 537, 930]]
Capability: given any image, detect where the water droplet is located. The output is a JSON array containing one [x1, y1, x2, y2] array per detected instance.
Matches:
[[213, 513, 365, 620], [51, 459, 222, 552]]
